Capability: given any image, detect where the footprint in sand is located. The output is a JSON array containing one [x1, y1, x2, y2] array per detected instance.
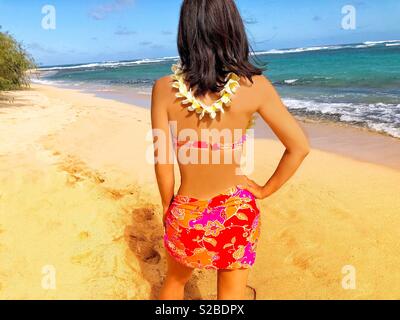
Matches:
[[58, 156, 106, 186], [124, 206, 167, 299], [126, 207, 163, 266], [291, 252, 315, 270], [286, 209, 302, 223], [129, 234, 161, 265], [278, 227, 325, 278], [142, 248, 161, 265], [278, 227, 298, 248], [70, 250, 94, 265]]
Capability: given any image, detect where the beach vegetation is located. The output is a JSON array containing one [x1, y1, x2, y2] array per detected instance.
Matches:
[[0, 30, 35, 91]]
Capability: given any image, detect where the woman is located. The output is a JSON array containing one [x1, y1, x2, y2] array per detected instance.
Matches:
[[151, 0, 309, 300]]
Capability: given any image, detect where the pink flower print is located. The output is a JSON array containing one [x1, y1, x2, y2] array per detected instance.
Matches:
[[239, 242, 256, 265], [203, 220, 225, 237], [189, 206, 225, 228]]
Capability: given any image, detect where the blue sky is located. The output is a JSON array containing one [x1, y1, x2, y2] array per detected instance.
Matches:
[[0, 0, 399, 66]]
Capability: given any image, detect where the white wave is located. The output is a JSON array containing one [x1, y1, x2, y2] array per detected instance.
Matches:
[[255, 45, 344, 55], [363, 40, 400, 45], [31, 78, 85, 88], [38, 56, 179, 71], [96, 88, 116, 92], [386, 43, 400, 47], [354, 43, 375, 49], [366, 122, 400, 138], [283, 98, 346, 114], [39, 63, 109, 71], [137, 90, 152, 96], [255, 40, 400, 56], [284, 79, 298, 84], [283, 98, 400, 138], [31, 78, 57, 85], [159, 56, 180, 60]]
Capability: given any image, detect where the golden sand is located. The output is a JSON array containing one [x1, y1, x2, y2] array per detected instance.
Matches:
[[0, 84, 399, 299]]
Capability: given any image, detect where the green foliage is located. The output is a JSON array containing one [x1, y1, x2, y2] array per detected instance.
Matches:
[[0, 31, 36, 90]]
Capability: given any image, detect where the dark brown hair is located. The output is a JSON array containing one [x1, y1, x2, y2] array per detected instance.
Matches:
[[177, 0, 264, 97]]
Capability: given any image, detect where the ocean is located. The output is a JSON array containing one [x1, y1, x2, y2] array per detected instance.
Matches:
[[36, 40, 400, 138]]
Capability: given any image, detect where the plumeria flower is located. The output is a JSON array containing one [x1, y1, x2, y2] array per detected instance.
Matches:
[[230, 73, 241, 82], [196, 101, 206, 114], [221, 92, 231, 104], [171, 74, 180, 82], [213, 100, 224, 112], [182, 90, 194, 105], [188, 100, 201, 112], [226, 79, 240, 94], [207, 105, 218, 119], [192, 101, 202, 112], [199, 109, 206, 120], [172, 63, 183, 75], [179, 83, 188, 95]]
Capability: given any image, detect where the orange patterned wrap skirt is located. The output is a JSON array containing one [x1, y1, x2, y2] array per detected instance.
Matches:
[[163, 186, 261, 270]]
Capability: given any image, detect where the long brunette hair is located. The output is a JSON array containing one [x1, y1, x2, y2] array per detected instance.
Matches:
[[177, 0, 264, 97]]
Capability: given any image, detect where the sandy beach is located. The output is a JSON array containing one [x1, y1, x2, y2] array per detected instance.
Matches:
[[0, 84, 399, 300]]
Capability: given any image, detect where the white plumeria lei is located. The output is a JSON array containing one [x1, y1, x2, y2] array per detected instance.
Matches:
[[171, 63, 241, 120]]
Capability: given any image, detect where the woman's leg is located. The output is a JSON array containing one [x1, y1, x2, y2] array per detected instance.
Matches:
[[159, 254, 194, 300], [217, 268, 250, 300]]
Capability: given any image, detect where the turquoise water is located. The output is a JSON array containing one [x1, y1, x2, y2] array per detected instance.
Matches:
[[38, 41, 400, 138]]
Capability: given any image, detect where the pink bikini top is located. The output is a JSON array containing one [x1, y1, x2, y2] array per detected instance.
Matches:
[[173, 134, 247, 151]]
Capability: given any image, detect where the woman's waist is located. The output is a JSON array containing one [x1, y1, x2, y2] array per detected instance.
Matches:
[[177, 175, 248, 201], [178, 163, 244, 176]]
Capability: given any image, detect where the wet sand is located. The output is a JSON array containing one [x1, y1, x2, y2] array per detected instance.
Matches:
[[255, 118, 400, 170]]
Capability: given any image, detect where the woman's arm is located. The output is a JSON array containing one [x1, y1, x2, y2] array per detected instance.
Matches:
[[151, 78, 175, 218], [246, 76, 310, 199]]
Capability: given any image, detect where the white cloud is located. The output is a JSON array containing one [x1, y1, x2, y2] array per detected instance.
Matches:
[[89, 0, 134, 20], [26, 42, 57, 54], [115, 26, 136, 36]]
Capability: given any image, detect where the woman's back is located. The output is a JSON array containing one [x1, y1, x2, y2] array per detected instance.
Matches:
[[154, 73, 267, 199]]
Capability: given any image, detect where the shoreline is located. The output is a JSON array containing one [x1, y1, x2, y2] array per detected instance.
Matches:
[[255, 116, 400, 171], [1, 83, 400, 299], [31, 81, 400, 171]]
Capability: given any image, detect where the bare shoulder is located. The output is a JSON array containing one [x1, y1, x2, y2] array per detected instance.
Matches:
[[151, 75, 175, 110], [250, 74, 275, 92], [238, 74, 285, 114], [239, 74, 276, 109], [241, 74, 275, 96], [153, 75, 174, 95]]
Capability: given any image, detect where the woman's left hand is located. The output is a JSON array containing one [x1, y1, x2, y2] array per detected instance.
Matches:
[[245, 177, 267, 199]]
